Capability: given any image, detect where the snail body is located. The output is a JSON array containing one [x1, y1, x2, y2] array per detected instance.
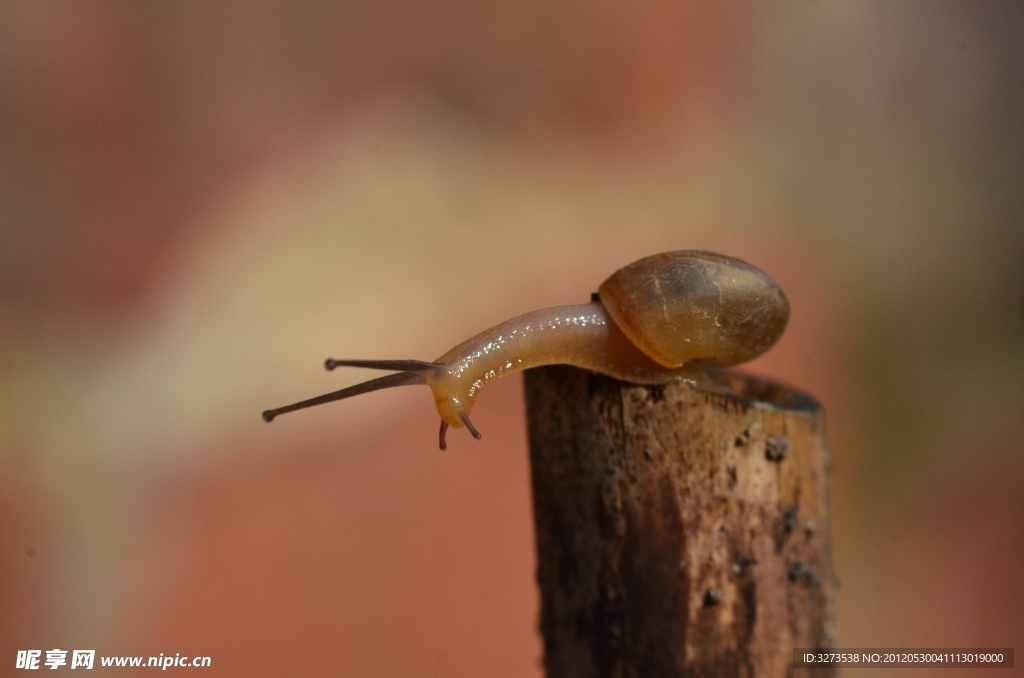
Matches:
[[263, 250, 789, 450]]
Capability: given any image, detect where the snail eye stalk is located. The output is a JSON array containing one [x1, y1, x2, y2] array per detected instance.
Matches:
[[325, 359, 442, 373], [262, 371, 426, 422]]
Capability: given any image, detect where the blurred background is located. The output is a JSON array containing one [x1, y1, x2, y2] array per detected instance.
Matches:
[[1, 0, 1021, 676]]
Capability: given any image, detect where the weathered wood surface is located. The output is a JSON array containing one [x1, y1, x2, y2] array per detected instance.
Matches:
[[524, 365, 835, 678]]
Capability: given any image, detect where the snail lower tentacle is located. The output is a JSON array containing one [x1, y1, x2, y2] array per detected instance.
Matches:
[[438, 421, 449, 451], [261, 370, 425, 422]]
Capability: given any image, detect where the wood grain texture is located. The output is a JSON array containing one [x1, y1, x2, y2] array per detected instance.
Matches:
[[524, 365, 836, 678]]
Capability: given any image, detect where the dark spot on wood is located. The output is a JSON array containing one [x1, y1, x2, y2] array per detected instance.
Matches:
[[734, 423, 754, 448], [783, 504, 799, 536], [704, 588, 724, 607], [765, 436, 789, 462], [645, 384, 666, 403], [788, 557, 821, 588], [788, 557, 806, 582]]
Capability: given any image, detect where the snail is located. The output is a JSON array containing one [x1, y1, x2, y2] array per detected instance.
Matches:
[[262, 250, 789, 450]]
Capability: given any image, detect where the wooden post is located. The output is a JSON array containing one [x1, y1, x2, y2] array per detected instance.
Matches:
[[524, 365, 836, 678]]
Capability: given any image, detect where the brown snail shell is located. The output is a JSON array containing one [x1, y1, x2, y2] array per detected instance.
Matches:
[[598, 250, 790, 368]]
